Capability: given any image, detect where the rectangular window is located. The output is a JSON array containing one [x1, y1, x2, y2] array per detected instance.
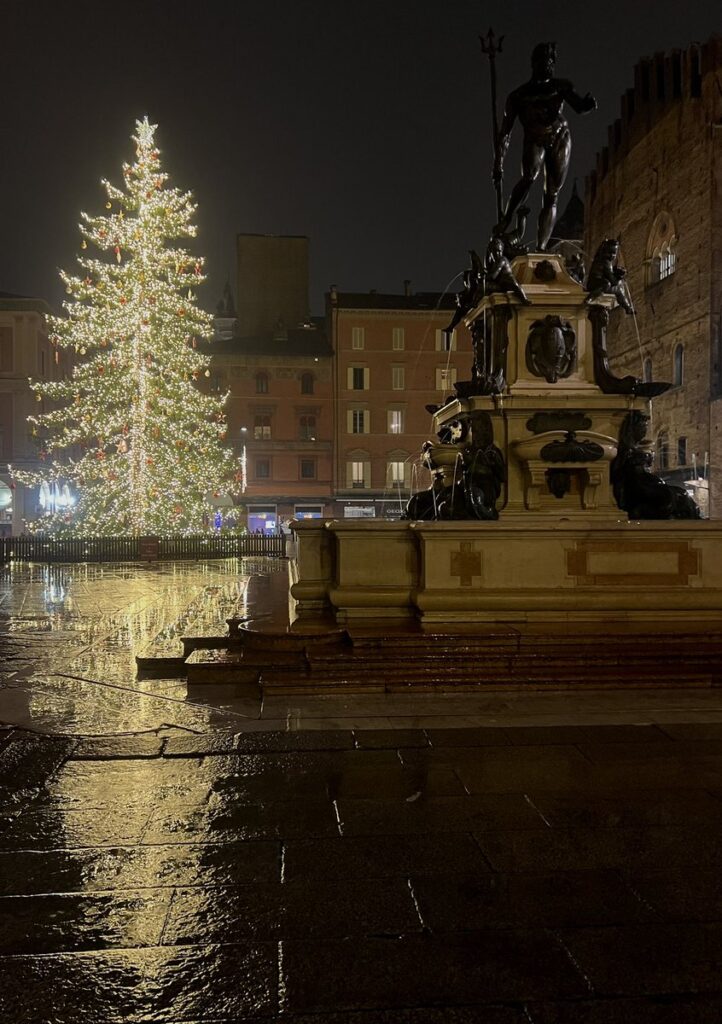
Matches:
[[299, 414, 316, 440], [387, 409, 404, 434], [0, 326, 13, 373], [388, 460, 405, 485], [351, 327, 365, 350], [392, 327, 404, 351], [349, 409, 368, 434], [255, 458, 270, 479], [436, 328, 455, 351], [436, 367, 457, 390], [392, 366, 405, 390], [348, 366, 368, 390], [253, 414, 271, 440], [677, 437, 687, 466], [300, 458, 316, 479], [350, 461, 367, 488]]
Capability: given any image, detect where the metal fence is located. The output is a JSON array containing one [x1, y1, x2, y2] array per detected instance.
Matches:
[[0, 532, 286, 564]]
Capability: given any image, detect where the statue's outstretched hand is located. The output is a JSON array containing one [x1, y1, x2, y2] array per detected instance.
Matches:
[[581, 92, 597, 113]]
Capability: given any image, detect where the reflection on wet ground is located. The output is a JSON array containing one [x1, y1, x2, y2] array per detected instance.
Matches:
[[0, 560, 286, 734], [2, 723, 722, 1020], [4, 561, 722, 1018]]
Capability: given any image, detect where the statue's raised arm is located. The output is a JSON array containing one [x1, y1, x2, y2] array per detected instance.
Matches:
[[493, 42, 596, 250]]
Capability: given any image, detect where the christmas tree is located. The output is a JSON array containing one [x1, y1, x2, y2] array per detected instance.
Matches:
[[16, 117, 237, 535]]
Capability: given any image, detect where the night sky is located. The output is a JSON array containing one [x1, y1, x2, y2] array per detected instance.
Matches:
[[3, 1, 720, 316]]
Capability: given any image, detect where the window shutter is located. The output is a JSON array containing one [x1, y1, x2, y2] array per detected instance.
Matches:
[[364, 461, 371, 487], [347, 367, 354, 390], [363, 367, 370, 390], [346, 461, 354, 488]]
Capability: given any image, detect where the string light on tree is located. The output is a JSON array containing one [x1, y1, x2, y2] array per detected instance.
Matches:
[[14, 117, 237, 535]]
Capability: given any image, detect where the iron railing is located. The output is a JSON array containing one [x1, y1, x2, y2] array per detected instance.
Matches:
[[0, 532, 286, 564]]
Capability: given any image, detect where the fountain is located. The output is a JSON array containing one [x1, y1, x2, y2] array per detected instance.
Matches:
[[164, 36, 722, 693], [290, 38, 722, 640]]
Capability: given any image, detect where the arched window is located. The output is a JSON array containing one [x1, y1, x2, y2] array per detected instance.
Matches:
[[656, 431, 670, 472], [300, 372, 314, 395], [643, 357, 653, 383], [673, 344, 684, 387], [646, 211, 677, 287], [255, 372, 269, 394]]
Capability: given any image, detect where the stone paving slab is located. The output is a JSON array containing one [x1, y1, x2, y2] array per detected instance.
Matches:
[[526, 996, 722, 1023], [0, 943, 278, 1022], [0, 720, 721, 1018], [279, 932, 588, 1012]]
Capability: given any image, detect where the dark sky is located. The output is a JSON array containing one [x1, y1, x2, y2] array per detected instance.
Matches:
[[2, 1, 720, 315]]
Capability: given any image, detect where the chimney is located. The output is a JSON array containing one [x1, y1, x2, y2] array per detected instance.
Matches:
[[403, 279, 411, 296]]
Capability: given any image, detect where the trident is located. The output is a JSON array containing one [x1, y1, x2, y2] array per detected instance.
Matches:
[[479, 28, 504, 222]]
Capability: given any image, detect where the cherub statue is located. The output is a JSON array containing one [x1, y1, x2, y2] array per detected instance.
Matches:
[[443, 250, 484, 344], [497, 205, 531, 261], [586, 239, 634, 314], [485, 236, 531, 304]]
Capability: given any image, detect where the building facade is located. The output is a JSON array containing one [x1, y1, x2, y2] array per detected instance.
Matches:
[[206, 321, 334, 532], [0, 293, 71, 535], [328, 288, 472, 519], [585, 37, 722, 516]]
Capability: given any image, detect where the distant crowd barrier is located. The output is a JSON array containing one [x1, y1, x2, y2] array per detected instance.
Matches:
[[0, 532, 286, 564]]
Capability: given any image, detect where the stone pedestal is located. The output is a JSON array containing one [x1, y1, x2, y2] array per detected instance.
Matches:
[[291, 518, 722, 627]]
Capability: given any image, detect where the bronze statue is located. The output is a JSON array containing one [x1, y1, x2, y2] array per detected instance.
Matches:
[[403, 412, 505, 522], [443, 250, 484, 345], [494, 42, 596, 251], [485, 236, 531, 304], [526, 315, 576, 383], [586, 239, 635, 314], [611, 411, 700, 520]]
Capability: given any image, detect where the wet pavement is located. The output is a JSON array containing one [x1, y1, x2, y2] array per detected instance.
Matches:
[[2, 723, 722, 1020], [2, 560, 722, 1020]]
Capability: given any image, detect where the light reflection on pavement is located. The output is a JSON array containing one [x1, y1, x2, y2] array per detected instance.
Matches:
[[0, 559, 284, 736]]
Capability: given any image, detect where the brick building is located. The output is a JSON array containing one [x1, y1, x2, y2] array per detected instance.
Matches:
[[207, 319, 334, 532], [328, 288, 472, 519], [585, 36, 722, 516], [0, 292, 73, 535]]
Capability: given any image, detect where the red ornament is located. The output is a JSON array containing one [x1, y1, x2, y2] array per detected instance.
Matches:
[[146, 457, 154, 466]]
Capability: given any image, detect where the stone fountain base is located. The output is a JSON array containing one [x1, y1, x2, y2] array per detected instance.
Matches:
[[291, 517, 722, 627]]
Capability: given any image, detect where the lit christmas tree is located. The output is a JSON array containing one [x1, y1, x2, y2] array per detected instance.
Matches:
[[16, 117, 237, 535]]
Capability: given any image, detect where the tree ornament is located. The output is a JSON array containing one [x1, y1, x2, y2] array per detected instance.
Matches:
[[114, 246, 121, 263], [81, 239, 87, 249]]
